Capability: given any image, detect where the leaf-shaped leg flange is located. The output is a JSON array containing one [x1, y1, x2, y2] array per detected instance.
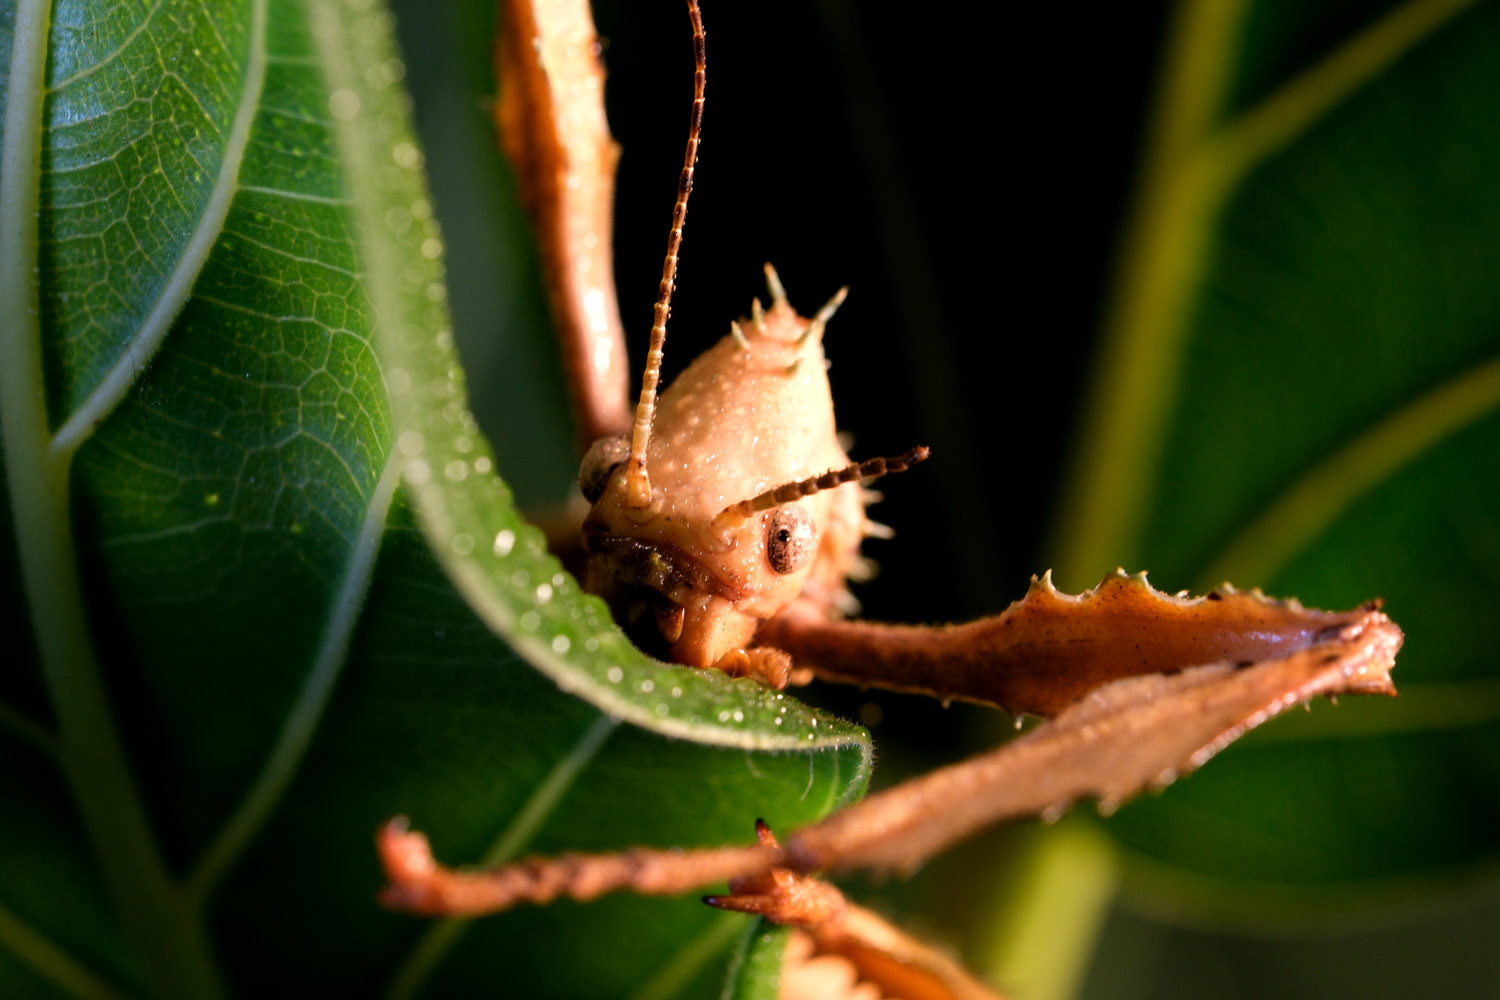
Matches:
[[760, 569, 1390, 716], [378, 591, 1399, 909]]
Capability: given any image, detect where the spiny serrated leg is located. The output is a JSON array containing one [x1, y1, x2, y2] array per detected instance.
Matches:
[[377, 817, 777, 917], [380, 609, 1398, 920], [760, 570, 1391, 716]]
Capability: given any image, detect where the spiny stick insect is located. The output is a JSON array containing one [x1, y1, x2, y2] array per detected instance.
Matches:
[[380, 1, 1403, 995]]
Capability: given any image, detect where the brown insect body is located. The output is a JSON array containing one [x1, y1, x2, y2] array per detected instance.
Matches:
[[380, 3, 1404, 997], [582, 276, 866, 669]]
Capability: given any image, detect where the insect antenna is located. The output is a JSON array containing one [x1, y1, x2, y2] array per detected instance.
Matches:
[[714, 447, 931, 528], [625, 0, 706, 509]]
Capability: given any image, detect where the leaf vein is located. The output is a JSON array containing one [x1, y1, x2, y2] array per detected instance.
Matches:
[[44, 0, 164, 93], [0, 898, 134, 1000], [381, 713, 621, 1000], [186, 447, 403, 901], [1198, 352, 1500, 588], [50, 0, 271, 460], [1212, 0, 1477, 189]]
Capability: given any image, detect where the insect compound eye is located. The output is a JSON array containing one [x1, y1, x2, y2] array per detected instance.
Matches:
[[579, 434, 631, 502], [765, 505, 816, 575]]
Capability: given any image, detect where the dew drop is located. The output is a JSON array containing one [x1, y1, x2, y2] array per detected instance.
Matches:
[[607, 666, 624, 684], [450, 532, 474, 556], [639, 679, 654, 693], [454, 435, 473, 453], [384, 206, 411, 233], [773, 717, 783, 726], [535, 582, 553, 602], [473, 456, 493, 474], [403, 459, 430, 485], [444, 459, 468, 481], [397, 429, 424, 456], [655, 703, 670, 718], [732, 710, 744, 723], [493, 529, 516, 556], [671, 686, 682, 698], [328, 88, 361, 120], [392, 141, 420, 168], [717, 710, 731, 723], [551, 634, 570, 653], [519, 610, 540, 631]]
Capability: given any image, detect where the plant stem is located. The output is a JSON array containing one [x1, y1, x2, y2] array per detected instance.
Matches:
[[975, 820, 1119, 1000]]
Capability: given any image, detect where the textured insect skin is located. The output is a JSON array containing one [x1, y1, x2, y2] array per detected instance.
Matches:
[[379, 2, 1403, 996], [569, 0, 922, 681], [582, 277, 874, 672]]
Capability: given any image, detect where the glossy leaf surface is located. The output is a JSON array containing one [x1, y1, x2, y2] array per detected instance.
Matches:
[[0, 2, 867, 998]]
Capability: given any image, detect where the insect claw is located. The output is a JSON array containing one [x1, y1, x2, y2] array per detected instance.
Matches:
[[729, 320, 749, 350], [703, 892, 778, 916], [863, 519, 894, 540], [750, 296, 766, 334]]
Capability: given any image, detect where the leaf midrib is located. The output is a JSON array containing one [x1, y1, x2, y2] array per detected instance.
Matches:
[[1049, 0, 1477, 582]]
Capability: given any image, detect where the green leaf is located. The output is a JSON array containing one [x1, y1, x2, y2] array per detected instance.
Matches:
[[1051, 0, 1500, 899], [719, 923, 791, 1000], [0, 1, 869, 998]]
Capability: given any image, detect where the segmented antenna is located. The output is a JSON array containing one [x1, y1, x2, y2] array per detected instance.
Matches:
[[714, 447, 931, 528], [625, 0, 706, 509]]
